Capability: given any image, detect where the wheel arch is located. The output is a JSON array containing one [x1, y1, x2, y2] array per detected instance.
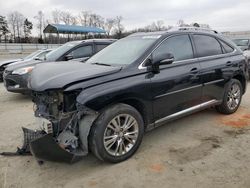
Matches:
[[117, 98, 149, 127], [233, 74, 246, 94]]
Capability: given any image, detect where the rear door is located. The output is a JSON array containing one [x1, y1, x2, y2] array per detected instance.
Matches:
[[191, 34, 235, 102], [150, 34, 202, 124]]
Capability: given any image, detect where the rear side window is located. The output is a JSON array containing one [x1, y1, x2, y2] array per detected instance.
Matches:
[[70, 45, 93, 59], [193, 35, 223, 57], [153, 35, 194, 61], [220, 40, 234, 53], [96, 44, 108, 52], [36, 51, 49, 59]]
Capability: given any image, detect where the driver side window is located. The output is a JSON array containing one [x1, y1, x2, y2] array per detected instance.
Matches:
[[69, 45, 93, 59], [153, 35, 194, 61]]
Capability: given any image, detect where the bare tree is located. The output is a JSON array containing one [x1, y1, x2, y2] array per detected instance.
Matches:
[[8, 11, 24, 42], [114, 16, 124, 38], [78, 11, 90, 26], [155, 20, 165, 30], [78, 13, 103, 28], [52, 9, 61, 24], [16, 12, 25, 41], [60, 11, 77, 25], [177, 19, 190, 27], [104, 18, 116, 36], [8, 13, 17, 41], [34, 11, 45, 38]]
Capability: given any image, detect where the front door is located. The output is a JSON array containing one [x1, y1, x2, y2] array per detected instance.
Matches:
[[150, 34, 202, 125]]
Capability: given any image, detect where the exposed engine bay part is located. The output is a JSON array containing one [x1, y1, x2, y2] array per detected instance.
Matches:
[[29, 112, 98, 163], [57, 131, 78, 150]]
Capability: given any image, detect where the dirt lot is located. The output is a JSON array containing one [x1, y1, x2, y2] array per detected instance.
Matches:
[[1, 79, 250, 188]]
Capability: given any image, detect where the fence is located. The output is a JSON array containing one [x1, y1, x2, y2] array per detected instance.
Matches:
[[0, 43, 61, 54]]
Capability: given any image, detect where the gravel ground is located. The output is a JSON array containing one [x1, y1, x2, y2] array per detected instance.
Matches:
[[1, 70, 250, 187]]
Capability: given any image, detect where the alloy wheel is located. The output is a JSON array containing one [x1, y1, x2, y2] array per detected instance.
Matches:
[[227, 83, 241, 110], [103, 114, 139, 157]]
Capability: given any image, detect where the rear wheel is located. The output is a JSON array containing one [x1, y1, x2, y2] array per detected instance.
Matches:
[[216, 79, 242, 114], [89, 103, 144, 163]]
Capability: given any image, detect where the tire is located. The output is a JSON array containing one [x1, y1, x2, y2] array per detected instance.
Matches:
[[89, 103, 144, 163], [216, 79, 242, 114]]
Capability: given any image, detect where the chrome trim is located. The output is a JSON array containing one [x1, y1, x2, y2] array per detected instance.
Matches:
[[155, 84, 202, 99], [197, 49, 237, 62], [204, 79, 224, 86], [155, 99, 219, 125]]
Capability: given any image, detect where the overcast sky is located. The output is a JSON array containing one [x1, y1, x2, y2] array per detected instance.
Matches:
[[1, 0, 250, 33]]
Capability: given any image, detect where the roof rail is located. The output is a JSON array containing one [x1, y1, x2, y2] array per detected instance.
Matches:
[[168, 26, 219, 34]]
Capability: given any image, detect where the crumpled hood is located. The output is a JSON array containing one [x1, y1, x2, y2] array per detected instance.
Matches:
[[0, 58, 22, 67], [30, 62, 122, 91], [6, 59, 42, 71]]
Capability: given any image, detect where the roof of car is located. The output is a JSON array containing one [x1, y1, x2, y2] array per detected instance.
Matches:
[[129, 27, 219, 37], [66, 39, 117, 44]]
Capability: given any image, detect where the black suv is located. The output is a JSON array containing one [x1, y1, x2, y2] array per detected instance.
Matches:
[[3, 39, 115, 94], [24, 28, 248, 163]]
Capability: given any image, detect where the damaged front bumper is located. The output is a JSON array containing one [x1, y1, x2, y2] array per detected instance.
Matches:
[[29, 133, 83, 163], [21, 110, 98, 163]]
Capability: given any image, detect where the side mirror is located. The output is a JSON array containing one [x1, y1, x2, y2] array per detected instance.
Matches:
[[146, 53, 174, 73], [153, 53, 174, 65], [65, 54, 74, 61]]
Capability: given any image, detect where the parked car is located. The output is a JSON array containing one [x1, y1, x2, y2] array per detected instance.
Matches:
[[0, 49, 52, 81], [21, 28, 248, 163], [232, 38, 250, 75], [3, 39, 115, 94]]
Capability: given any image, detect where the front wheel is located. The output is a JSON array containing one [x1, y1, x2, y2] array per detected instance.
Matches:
[[89, 103, 144, 163], [216, 79, 242, 114]]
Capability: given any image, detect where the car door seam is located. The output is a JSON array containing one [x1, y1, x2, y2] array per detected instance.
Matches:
[[154, 84, 203, 99]]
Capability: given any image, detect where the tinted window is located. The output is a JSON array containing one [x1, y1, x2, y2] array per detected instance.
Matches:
[[70, 45, 92, 59], [45, 41, 82, 61], [36, 50, 51, 60], [193, 35, 222, 57], [220, 40, 234, 53], [153, 35, 193, 61], [96, 44, 108, 52]]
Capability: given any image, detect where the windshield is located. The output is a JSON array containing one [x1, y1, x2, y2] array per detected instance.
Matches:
[[23, 50, 42, 60], [45, 41, 82, 61], [233, 39, 249, 46], [86, 35, 160, 66]]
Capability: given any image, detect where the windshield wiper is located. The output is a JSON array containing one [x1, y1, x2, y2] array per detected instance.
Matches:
[[91, 62, 111, 66]]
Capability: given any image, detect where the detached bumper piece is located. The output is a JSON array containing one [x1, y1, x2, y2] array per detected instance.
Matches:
[[1, 127, 82, 163], [30, 134, 83, 163], [0, 127, 45, 156]]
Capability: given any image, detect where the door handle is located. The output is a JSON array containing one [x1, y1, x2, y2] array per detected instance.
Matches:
[[226, 61, 232, 66], [190, 67, 199, 74]]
